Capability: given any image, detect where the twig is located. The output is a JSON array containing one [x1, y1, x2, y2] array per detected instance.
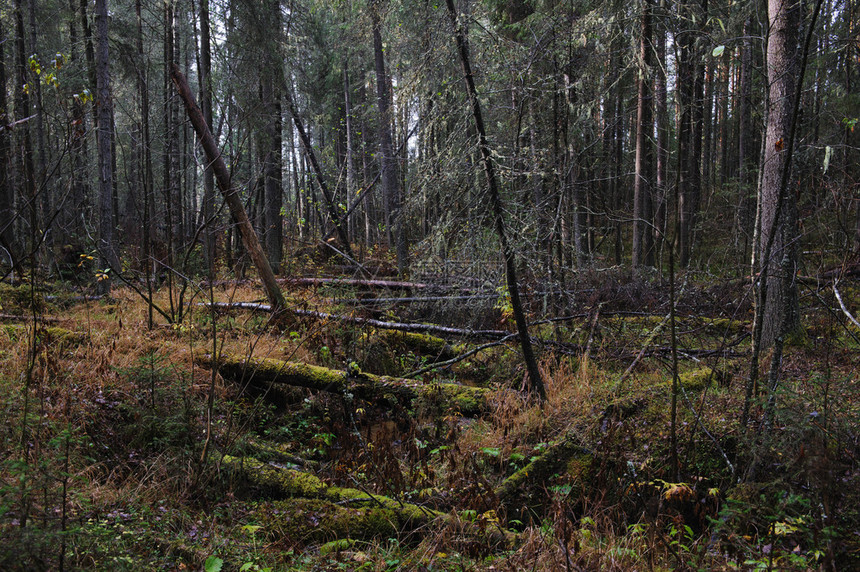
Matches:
[[833, 280, 860, 330]]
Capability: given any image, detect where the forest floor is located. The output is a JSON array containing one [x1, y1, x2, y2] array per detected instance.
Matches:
[[0, 258, 858, 571]]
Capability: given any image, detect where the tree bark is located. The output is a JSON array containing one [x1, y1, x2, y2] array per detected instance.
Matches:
[[0, 15, 16, 274], [197, 0, 216, 270], [654, 0, 668, 262], [758, 0, 802, 348], [737, 16, 755, 250], [27, 0, 50, 267], [170, 64, 287, 310], [370, 0, 407, 273], [444, 0, 546, 401], [633, 0, 654, 269], [13, 0, 36, 268], [95, 0, 118, 295]]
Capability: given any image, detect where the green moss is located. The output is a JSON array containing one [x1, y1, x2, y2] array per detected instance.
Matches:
[[199, 351, 490, 415], [0, 283, 45, 313], [706, 317, 748, 335], [44, 326, 87, 348], [260, 498, 399, 544], [675, 367, 731, 391], [357, 329, 457, 376], [0, 325, 85, 349], [496, 431, 592, 504], [223, 455, 328, 497], [420, 383, 484, 415], [319, 538, 357, 554]]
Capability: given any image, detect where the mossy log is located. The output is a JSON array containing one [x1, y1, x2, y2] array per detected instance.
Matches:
[[676, 366, 732, 391], [357, 329, 461, 375], [195, 351, 490, 416], [495, 430, 593, 509], [224, 455, 516, 547], [1, 324, 86, 348], [363, 329, 460, 361]]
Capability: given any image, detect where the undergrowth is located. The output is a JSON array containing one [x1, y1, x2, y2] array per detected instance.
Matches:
[[0, 273, 857, 570]]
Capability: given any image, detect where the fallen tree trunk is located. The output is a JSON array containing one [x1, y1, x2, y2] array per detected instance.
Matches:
[[222, 455, 516, 547], [195, 351, 491, 416], [495, 429, 593, 511], [170, 64, 286, 311], [279, 277, 427, 290], [0, 313, 62, 323], [205, 301, 512, 340]]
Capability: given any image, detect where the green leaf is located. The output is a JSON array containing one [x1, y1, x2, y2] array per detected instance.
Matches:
[[204, 556, 224, 572], [712, 45, 725, 57]]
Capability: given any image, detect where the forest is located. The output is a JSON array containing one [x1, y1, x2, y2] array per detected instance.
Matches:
[[0, 0, 858, 569]]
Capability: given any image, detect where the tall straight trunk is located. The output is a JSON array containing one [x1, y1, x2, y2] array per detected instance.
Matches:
[[654, 0, 669, 262], [163, 0, 176, 270], [737, 16, 755, 251], [260, 74, 283, 273], [633, 0, 654, 269], [67, 0, 89, 252], [28, 0, 50, 264], [95, 0, 117, 294], [258, 0, 283, 273], [173, 8, 185, 251], [197, 0, 216, 268], [0, 15, 17, 271], [758, 0, 802, 348], [136, 0, 155, 324], [677, 0, 705, 267], [445, 0, 546, 401], [14, 0, 37, 263], [343, 60, 356, 242], [371, 0, 406, 273], [701, 59, 714, 192]]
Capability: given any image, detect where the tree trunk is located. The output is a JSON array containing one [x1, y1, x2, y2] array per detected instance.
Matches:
[[677, 0, 705, 268], [370, 0, 407, 274], [654, 0, 668, 263], [13, 0, 36, 269], [197, 0, 216, 270], [0, 15, 17, 274], [633, 0, 654, 269], [170, 64, 286, 310], [737, 16, 755, 254], [196, 351, 490, 416], [444, 0, 546, 401], [94, 0, 117, 294], [66, 0, 89, 257], [27, 0, 50, 268], [758, 0, 802, 348]]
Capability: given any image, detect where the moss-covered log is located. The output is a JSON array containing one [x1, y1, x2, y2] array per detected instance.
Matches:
[[495, 430, 593, 510], [357, 329, 461, 375], [195, 351, 490, 416], [223, 455, 516, 547]]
